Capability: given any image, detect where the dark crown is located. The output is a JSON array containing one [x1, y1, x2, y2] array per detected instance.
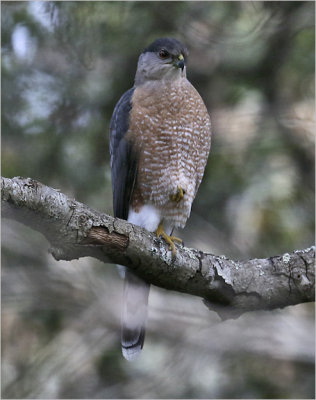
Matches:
[[143, 37, 188, 59]]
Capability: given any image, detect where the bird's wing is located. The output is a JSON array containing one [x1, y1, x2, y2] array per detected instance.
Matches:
[[110, 88, 149, 361], [110, 87, 138, 220]]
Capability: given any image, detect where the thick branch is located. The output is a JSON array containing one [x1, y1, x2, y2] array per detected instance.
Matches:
[[2, 176, 314, 319]]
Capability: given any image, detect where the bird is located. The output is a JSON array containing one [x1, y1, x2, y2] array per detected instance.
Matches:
[[109, 37, 212, 360]]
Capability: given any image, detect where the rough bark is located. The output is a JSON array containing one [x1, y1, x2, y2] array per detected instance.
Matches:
[[2, 176, 315, 319]]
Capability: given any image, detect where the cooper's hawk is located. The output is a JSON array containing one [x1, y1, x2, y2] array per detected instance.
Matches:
[[110, 38, 211, 360]]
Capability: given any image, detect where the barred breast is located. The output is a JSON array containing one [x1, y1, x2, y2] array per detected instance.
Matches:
[[127, 78, 211, 228]]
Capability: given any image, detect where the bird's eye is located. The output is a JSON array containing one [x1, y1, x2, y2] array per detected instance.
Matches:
[[159, 49, 170, 59]]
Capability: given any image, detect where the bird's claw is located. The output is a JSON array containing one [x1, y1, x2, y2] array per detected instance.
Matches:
[[156, 222, 182, 255], [170, 185, 185, 203]]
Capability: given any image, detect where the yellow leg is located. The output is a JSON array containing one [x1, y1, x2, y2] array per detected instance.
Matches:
[[170, 185, 185, 203], [156, 222, 182, 255]]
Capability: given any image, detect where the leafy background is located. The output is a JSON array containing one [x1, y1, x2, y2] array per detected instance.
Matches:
[[2, 1, 315, 398]]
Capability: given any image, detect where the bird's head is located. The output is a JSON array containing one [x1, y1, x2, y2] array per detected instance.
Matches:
[[135, 38, 188, 86]]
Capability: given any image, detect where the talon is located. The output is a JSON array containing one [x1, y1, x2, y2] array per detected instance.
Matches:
[[169, 235, 182, 244], [156, 222, 182, 255], [170, 185, 185, 203]]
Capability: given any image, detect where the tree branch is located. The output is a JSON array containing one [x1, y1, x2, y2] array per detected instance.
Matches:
[[2, 176, 314, 319]]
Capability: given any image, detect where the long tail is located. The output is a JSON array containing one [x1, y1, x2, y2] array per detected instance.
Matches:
[[121, 269, 150, 361]]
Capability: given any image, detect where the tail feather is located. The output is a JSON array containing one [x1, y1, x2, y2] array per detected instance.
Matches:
[[121, 269, 150, 361]]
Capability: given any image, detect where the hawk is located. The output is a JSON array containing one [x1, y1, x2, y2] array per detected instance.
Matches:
[[110, 38, 211, 360]]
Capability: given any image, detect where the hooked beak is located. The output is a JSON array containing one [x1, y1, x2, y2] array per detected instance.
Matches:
[[173, 54, 185, 71]]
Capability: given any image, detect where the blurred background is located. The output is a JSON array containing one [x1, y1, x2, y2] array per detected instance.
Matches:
[[1, 1, 315, 398]]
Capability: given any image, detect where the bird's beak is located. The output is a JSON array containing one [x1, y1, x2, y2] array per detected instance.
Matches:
[[173, 54, 185, 71]]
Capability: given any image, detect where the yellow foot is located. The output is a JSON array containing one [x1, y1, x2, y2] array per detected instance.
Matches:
[[156, 222, 182, 255], [170, 185, 185, 203]]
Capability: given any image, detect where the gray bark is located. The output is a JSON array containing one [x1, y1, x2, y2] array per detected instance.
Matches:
[[1, 176, 314, 319]]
